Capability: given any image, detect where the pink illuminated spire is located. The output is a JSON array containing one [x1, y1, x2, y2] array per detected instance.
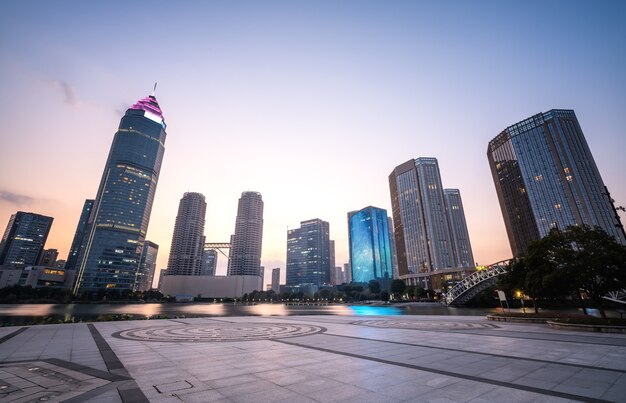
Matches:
[[131, 91, 164, 121]]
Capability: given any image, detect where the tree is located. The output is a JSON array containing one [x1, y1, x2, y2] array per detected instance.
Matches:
[[368, 280, 381, 295], [380, 290, 390, 302], [498, 226, 626, 315], [390, 279, 405, 300], [562, 226, 626, 317]]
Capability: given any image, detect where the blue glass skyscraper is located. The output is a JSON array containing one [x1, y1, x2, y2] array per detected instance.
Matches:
[[348, 206, 393, 284], [73, 94, 166, 295]]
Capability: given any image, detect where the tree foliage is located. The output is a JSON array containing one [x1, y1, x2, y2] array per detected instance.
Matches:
[[498, 226, 626, 315], [390, 279, 406, 299]]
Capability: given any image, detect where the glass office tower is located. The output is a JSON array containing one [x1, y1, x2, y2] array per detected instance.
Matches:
[[0, 212, 53, 267], [348, 206, 393, 284], [488, 109, 626, 257], [286, 219, 331, 287], [389, 158, 474, 281], [136, 240, 159, 292], [65, 199, 94, 271], [73, 94, 167, 294], [444, 189, 474, 267]]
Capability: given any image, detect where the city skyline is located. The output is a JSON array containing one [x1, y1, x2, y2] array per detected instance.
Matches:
[[1, 1, 626, 287]]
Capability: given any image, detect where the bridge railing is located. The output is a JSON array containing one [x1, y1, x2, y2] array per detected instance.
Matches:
[[444, 261, 509, 305]]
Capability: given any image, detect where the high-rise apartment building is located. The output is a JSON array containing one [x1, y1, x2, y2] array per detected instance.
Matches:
[[271, 268, 280, 292], [444, 189, 475, 267], [166, 192, 207, 276], [73, 94, 167, 294], [488, 109, 626, 257], [65, 199, 94, 271], [137, 241, 158, 292], [333, 266, 344, 285], [286, 219, 331, 287], [0, 212, 53, 267], [348, 206, 394, 284], [228, 191, 264, 276], [389, 158, 474, 286], [201, 248, 217, 276], [343, 263, 352, 283]]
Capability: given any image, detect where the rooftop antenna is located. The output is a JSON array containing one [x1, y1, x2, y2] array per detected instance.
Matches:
[[151, 82, 157, 97]]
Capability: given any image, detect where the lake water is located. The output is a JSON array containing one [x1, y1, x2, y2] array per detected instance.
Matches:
[[0, 303, 499, 326]]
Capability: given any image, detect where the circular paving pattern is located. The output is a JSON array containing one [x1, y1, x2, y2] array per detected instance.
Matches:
[[352, 319, 498, 330], [112, 323, 326, 342]]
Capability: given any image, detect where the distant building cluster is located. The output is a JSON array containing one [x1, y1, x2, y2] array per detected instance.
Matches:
[[2, 95, 623, 300]]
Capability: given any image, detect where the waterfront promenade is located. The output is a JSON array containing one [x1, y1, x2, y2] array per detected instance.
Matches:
[[0, 315, 625, 402]]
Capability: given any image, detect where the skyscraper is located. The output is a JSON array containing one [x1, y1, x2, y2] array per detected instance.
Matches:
[[444, 189, 475, 267], [166, 192, 207, 276], [38, 249, 59, 267], [137, 241, 158, 292], [228, 191, 264, 276], [389, 158, 474, 287], [73, 93, 167, 295], [387, 216, 399, 279], [271, 268, 280, 292], [348, 206, 394, 284], [0, 212, 53, 267], [286, 219, 331, 287], [65, 199, 94, 271], [201, 248, 217, 276], [488, 109, 626, 257]]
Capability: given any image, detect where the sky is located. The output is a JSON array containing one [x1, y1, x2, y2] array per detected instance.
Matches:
[[1, 0, 625, 288]]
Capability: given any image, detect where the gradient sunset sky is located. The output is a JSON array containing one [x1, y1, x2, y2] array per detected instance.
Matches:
[[1, 1, 625, 287]]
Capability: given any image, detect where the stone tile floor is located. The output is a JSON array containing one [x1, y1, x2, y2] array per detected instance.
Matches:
[[0, 314, 625, 402]]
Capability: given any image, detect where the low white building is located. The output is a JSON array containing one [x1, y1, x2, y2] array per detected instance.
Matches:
[[159, 275, 263, 299]]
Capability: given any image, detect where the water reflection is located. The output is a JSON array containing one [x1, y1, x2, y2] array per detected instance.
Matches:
[[0, 303, 497, 326], [346, 306, 402, 316]]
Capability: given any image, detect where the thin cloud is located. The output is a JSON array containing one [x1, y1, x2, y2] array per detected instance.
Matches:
[[50, 80, 80, 108], [0, 190, 34, 206]]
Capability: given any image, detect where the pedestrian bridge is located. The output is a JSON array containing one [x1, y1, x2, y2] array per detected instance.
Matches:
[[444, 260, 510, 305], [444, 260, 626, 306]]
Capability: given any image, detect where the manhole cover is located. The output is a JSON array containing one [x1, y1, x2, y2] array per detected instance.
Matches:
[[352, 320, 497, 330], [112, 323, 326, 342]]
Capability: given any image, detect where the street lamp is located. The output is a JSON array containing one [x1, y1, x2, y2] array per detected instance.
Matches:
[[515, 290, 526, 314]]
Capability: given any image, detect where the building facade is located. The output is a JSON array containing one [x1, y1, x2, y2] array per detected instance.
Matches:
[[65, 199, 94, 271], [166, 192, 207, 276], [38, 249, 59, 267], [73, 94, 167, 294], [487, 109, 626, 257], [137, 241, 159, 292], [444, 189, 475, 267], [348, 206, 394, 284], [227, 191, 264, 276], [389, 158, 474, 287], [0, 212, 53, 267], [271, 268, 280, 292], [201, 248, 218, 276], [286, 219, 331, 287]]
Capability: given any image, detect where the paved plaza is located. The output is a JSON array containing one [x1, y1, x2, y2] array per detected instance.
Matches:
[[1, 314, 625, 402]]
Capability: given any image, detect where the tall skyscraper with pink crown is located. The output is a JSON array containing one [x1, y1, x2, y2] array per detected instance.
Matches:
[[73, 93, 167, 295]]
